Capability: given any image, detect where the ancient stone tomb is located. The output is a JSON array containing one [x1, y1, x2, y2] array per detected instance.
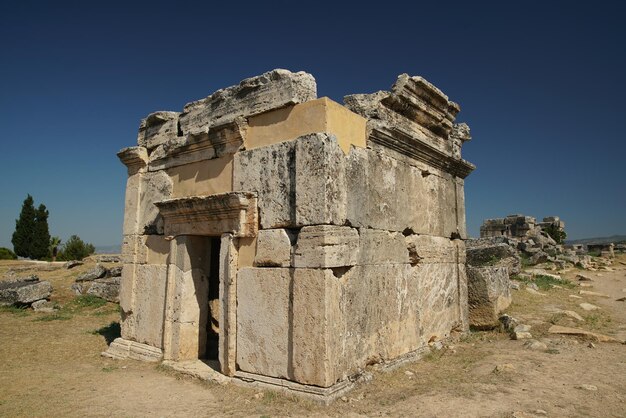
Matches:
[[107, 69, 475, 398]]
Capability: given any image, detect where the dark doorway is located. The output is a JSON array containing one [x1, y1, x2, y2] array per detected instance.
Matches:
[[205, 236, 221, 360]]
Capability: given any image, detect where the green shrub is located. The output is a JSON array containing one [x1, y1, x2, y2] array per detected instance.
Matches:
[[544, 224, 567, 244], [58, 235, 95, 261], [0, 247, 17, 260]]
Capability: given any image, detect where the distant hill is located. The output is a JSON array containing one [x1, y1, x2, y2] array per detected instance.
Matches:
[[566, 235, 626, 245], [95, 244, 121, 254]]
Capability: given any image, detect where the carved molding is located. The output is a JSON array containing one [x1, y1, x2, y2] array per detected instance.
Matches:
[[369, 125, 475, 179], [155, 192, 258, 237]]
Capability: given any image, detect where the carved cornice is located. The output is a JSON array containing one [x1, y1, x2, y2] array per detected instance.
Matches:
[[369, 125, 475, 179], [117, 146, 148, 175], [155, 192, 258, 237], [148, 119, 246, 171]]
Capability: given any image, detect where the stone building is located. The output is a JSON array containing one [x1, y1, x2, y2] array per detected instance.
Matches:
[[480, 215, 565, 240], [106, 69, 475, 400]]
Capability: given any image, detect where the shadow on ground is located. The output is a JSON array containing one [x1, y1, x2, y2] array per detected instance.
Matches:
[[95, 321, 120, 345]]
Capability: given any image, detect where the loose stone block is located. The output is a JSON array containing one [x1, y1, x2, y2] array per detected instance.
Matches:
[[179, 69, 317, 136], [254, 229, 293, 267], [0, 279, 52, 305], [236, 268, 291, 379], [137, 111, 180, 151], [467, 266, 511, 329], [293, 225, 359, 268]]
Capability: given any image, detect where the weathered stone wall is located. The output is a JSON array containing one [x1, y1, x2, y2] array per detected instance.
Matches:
[[114, 69, 475, 391]]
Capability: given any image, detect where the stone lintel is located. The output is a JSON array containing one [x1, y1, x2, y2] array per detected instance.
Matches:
[[117, 146, 148, 174], [369, 124, 475, 179], [155, 192, 258, 237]]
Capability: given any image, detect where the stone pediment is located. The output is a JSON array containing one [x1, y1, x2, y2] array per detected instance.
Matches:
[[155, 192, 258, 237]]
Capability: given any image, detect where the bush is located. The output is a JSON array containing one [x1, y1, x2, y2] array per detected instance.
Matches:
[[58, 235, 95, 261], [0, 247, 17, 260], [544, 224, 567, 244]]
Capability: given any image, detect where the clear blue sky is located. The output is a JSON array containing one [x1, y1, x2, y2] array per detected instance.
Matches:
[[1, 0, 625, 249]]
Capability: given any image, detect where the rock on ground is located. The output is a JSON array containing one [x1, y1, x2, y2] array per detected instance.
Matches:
[[0, 277, 52, 306]]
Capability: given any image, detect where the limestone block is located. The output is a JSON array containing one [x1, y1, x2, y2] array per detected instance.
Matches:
[[119, 264, 135, 314], [233, 140, 295, 229], [236, 236, 257, 268], [117, 146, 148, 175], [357, 229, 409, 265], [345, 146, 453, 235], [344, 77, 475, 179], [85, 277, 120, 303], [138, 170, 173, 235], [122, 173, 142, 235], [0, 279, 52, 305], [167, 267, 209, 360], [340, 264, 421, 369], [156, 192, 258, 238], [455, 178, 467, 239], [412, 263, 461, 344], [439, 175, 459, 238], [122, 234, 169, 265], [179, 69, 317, 136], [137, 111, 179, 151], [467, 266, 511, 329], [254, 229, 293, 267], [219, 233, 238, 376], [455, 239, 467, 264], [466, 241, 521, 275], [405, 235, 456, 264], [294, 133, 347, 226], [293, 225, 358, 268], [236, 268, 291, 379], [292, 268, 342, 387], [149, 120, 245, 171], [457, 263, 469, 331], [132, 264, 167, 348]]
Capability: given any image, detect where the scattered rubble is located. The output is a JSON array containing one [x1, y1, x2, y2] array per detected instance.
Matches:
[[63, 260, 83, 269], [0, 275, 52, 308], [548, 325, 623, 343], [72, 264, 122, 302]]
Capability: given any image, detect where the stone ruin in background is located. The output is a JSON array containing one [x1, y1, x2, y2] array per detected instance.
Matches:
[[465, 214, 620, 329], [480, 214, 565, 241], [105, 69, 475, 401]]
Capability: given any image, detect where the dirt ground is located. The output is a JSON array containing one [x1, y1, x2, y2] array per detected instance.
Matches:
[[1, 256, 625, 417]]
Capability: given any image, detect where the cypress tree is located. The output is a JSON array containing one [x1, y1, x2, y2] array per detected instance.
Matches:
[[11, 195, 52, 260], [32, 204, 51, 259], [11, 194, 36, 258]]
